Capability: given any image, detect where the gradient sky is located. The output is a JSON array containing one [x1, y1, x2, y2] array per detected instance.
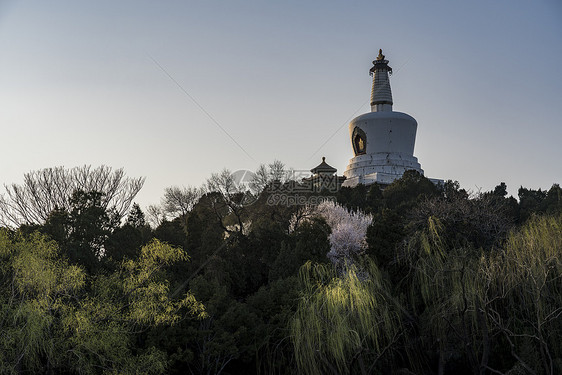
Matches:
[[1, 0, 561, 210]]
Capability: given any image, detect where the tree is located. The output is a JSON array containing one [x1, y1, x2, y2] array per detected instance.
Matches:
[[248, 276, 302, 375], [250, 160, 292, 194], [401, 216, 490, 375], [269, 218, 331, 281], [336, 184, 370, 212], [162, 186, 203, 219], [366, 208, 405, 268], [398, 212, 562, 375], [0, 165, 145, 228], [146, 204, 167, 228], [0, 231, 205, 374], [518, 184, 562, 223], [184, 275, 258, 375], [482, 214, 562, 374], [183, 194, 226, 269], [544, 184, 562, 216], [127, 202, 147, 228], [291, 261, 402, 375], [105, 204, 153, 263], [410, 190, 513, 251], [41, 190, 120, 272], [205, 169, 251, 234], [382, 170, 440, 213], [518, 186, 548, 223], [314, 201, 372, 268], [154, 218, 187, 249]]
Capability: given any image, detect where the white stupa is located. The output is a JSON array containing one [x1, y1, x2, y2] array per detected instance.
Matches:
[[342, 50, 424, 187]]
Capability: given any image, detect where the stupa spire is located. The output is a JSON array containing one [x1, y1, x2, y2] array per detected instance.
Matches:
[[369, 49, 393, 112]]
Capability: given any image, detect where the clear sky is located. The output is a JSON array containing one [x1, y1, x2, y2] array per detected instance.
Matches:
[[1, 0, 561, 210]]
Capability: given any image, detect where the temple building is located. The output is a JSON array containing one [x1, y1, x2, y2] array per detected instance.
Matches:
[[303, 157, 346, 192], [342, 50, 432, 187]]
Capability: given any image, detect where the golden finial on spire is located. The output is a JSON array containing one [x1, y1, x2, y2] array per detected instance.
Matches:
[[376, 49, 385, 61]]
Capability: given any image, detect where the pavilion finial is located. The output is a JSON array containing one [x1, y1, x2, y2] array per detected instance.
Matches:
[[376, 49, 385, 61]]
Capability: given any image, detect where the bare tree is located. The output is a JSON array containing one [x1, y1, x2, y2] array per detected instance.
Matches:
[[249, 160, 293, 194], [145, 204, 167, 229], [205, 169, 249, 234], [0, 165, 145, 228], [162, 185, 203, 218]]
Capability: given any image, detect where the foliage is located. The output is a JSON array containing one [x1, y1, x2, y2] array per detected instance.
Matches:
[[0, 232, 204, 374], [291, 261, 401, 375], [399, 213, 562, 374], [518, 184, 562, 223], [37, 190, 121, 273], [248, 276, 301, 375], [366, 208, 404, 267], [482, 214, 562, 374], [410, 189, 513, 250], [269, 218, 331, 281], [153, 217, 187, 249], [401, 216, 489, 374], [336, 184, 370, 212], [3, 162, 562, 374], [126, 202, 147, 228], [381, 170, 440, 213]]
